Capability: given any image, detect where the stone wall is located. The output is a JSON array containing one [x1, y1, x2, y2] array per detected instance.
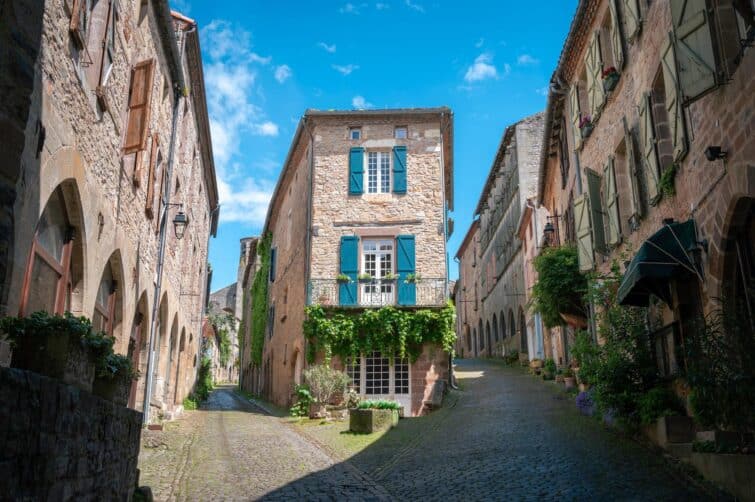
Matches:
[[454, 222, 481, 358], [0, 367, 142, 500]]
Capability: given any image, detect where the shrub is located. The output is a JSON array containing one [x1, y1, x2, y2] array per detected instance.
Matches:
[[303, 364, 350, 404], [345, 388, 361, 409], [289, 384, 313, 417], [571, 330, 600, 385], [637, 386, 683, 425], [96, 353, 137, 380], [357, 400, 401, 410], [183, 396, 198, 410], [532, 246, 587, 328], [544, 359, 557, 374], [504, 350, 519, 365], [194, 356, 214, 401]]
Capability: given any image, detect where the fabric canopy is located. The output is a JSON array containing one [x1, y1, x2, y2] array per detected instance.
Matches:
[[617, 220, 701, 307]]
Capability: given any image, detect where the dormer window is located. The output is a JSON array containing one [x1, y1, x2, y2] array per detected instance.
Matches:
[[394, 126, 407, 139], [349, 127, 361, 140]]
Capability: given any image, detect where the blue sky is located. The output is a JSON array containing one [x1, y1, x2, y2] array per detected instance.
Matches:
[[176, 0, 577, 290]]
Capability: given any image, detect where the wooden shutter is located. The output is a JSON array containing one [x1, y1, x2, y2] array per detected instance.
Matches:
[[638, 94, 661, 205], [396, 235, 416, 306], [124, 59, 155, 153], [604, 157, 621, 246], [670, 0, 718, 104], [623, 117, 644, 218], [145, 134, 159, 219], [623, 0, 641, 43], [338, 236, 359, 306], [660, 35, 688, 163], [392, 146, 407, 194], [586, 168, 606, 253], [569, 85, 582, 151], [586, 31, 605, 121], [348, 147, 364, 195], [609, 0, 625, 69], [574, 194, 594, 271], [70, 0, 89, 48]]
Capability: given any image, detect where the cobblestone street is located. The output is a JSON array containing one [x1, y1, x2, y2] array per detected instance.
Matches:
[[139, 361, 712, 501]]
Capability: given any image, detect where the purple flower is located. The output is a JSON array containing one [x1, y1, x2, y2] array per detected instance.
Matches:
[[576, 391, 594, 416]]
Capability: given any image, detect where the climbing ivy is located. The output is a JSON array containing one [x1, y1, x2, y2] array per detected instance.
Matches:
[[250, 233, 272, 366], [303, 302, 456, 364], [531, 245, 587, 328]]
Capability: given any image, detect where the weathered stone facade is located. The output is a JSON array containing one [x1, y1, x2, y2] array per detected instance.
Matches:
[[464, 112, 544, 360], [0, 366, 142, 500], [539, 0, 755, 367], [242, 109, 453, 416], [206, 283, 240, 383], [0, 1, 218, 421], [454, 220, 481, 358], [236, 236, 260, 394], [517, 200, 549, 360]]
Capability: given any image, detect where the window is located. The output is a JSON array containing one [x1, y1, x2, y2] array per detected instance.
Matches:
[[345, 357, 360, 391], [366, 151, 391, 194], [361, 239, 394, 305], [92, 263, 116, 335], [349, 127, 361, 140], [394, 126, 407, 139], [98, 1, 118, 90], [395, 358, 409, 394], [20, 188, 73, 316], [365, 352, 390, 395], [124, 59, 155, 153], [70, 0, 92, 49]]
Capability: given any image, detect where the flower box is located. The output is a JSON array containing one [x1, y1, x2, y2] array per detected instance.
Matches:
[[11, 330, 96, 392], [349, 408, 399, 434], [580, 123, 594, 139]]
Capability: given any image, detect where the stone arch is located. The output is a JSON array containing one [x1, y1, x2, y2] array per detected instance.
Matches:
[[465, 326, 471, 354], [19, 179, 87, 317], [492, 314, 499, 345], [519, 307, 528, 354], [127, 291, 149, 410], [173, 328, 187, 405], [508, 309, 515, 342], [485, 320, 491, 357], [163, 314, 179, 404], [151, 293, 169, 403], [719, 196, 755, 331], [92, 250, 125, 349], [472, 328, 477, 356], [478, 319, 484, 353]]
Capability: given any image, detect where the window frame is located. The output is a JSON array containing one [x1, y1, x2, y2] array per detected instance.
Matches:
[[351, 351, 411, 399], [360, 239, 395, 305], [365, 150, 392, 194], [349, 127, 361, 140], [93, 266, 117, 336], [394, 126, 408, 139]]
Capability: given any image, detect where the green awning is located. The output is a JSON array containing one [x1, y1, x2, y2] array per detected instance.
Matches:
[[617, 220, 701, 307]]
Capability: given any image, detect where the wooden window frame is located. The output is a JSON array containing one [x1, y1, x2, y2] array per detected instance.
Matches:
[[19, 224, 74, 317], [123, 59, 155, 154], [94, 280, 117, 336]]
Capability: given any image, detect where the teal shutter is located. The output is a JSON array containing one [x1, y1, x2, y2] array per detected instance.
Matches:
[[392, 146, 407, 194], [339, 236, 359, 305], [269, 247, 277, 282], [349, 147, 364, 195], [396, 235, 416, 306]]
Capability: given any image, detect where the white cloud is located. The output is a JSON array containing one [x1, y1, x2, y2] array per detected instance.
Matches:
[[475, 37, 484, 48], [201, 20, 281, 225], [340, 2, 366, 14], [405, 0, 424, 12], [253, 121, 279, 136], [318, 42, 336, 53], [333, 63, 359, 75], [352, 95, 373, 110], [464, 53, 498, 83], [503, 63, 512, 76], [535, 86, 549, 96], [517, 53, 539, 65], [274, 64, 292, 83], [376, 2, 390, 9]]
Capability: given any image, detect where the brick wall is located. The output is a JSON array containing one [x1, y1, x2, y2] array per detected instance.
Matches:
[[0, 367, 142, 500]]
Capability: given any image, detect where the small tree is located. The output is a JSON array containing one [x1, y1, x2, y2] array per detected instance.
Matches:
[[303, 364, 350, 404]]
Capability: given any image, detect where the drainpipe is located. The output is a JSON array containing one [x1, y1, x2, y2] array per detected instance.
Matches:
[[142, 27, 189, 426]]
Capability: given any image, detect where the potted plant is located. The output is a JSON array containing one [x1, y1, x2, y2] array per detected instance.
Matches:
[[92, 353, 137, 406], [563, 368, 576, 389], [0, 312, 105, 392], [542, 358, 556, 380], [602, 66, 619, 92], [303, 364, 350, 419], [358, 273, 374, 283], [555, 368, 565, 383], [350, 399, 401, 433], [382, 273, 399, 282], [579, 115, 594, 139], [404, 273, 422, 284], [335, 273, 352, 284]]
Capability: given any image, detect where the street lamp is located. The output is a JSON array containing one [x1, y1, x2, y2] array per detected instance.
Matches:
[[543, 221, 555, 238], [173, 210, 189, 240]]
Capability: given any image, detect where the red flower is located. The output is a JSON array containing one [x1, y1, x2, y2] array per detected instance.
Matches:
[[579, 115, 592, 129], [601, 66, 618, 79]]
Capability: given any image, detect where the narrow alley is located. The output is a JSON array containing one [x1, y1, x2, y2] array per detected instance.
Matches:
[[138, 360, 710, 501]]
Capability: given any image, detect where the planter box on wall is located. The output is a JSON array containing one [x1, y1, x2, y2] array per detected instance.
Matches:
[[690, 453, 755, 502], [349, 408, 399, 434], [11, 332, 95, 392]]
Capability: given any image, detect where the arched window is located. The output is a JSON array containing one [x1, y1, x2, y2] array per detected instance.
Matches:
[[520, 308, 528, 353], [492, 315, 498, 343], [500, 310, 507, 338], [93, 263, 117, 335], [20, 188, 74, 316], [509, 310, 515, 340]]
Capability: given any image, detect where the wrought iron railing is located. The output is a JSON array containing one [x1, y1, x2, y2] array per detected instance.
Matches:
[[307, 278, 448, 307]]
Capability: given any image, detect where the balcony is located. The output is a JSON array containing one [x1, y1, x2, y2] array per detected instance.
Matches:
[[307, 278, 448, 308]]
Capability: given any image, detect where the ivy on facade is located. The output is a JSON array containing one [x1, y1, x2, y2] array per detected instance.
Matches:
[[303, 302, 456, 364], [250, 233, 272, 366]]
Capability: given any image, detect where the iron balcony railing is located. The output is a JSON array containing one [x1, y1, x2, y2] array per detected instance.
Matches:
[[307, 278, 448, 308]]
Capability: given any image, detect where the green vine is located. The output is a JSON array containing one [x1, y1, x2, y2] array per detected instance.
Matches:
[[531, 245, 587, 328], [659, 163, 678, 198], [250, 233, 272, 366], [303, 302, 456, 364]]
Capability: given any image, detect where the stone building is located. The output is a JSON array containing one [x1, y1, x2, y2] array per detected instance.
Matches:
[[472, 112, 544, 360], [516, 198, 549, 361], [538, 0, 754, 370], [0, 0, 218, 421], [246, 108, 453, 416], [236, 236, 260, 393], [453, 220, 481, 357], [206, 282, 240, 383]]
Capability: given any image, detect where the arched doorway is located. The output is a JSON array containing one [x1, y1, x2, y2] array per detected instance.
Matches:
[[465, 326, 471, 355], [19, 183, 85, 316], [492, 314, 499, 355], [92, 251, 124, 347], [151, 294, 168, 405], [174, 328, 186, 405], [509, 310, 515, 344], [485, 321, 491, 357], [519, 308, 528, 354], [472, 328, 477, 356], [127, 292, 149, 410], [478, 319, 484, 354], [164, 315, 178, 405]]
